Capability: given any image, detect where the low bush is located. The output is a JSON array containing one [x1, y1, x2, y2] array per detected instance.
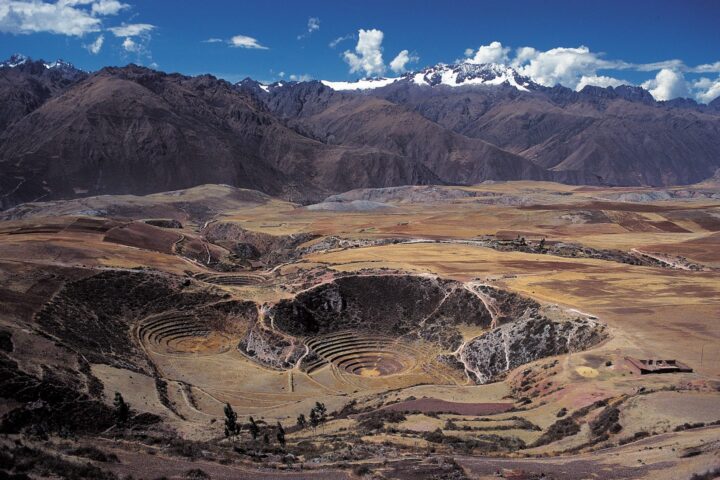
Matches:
[[66, 446, 119, 463], [690, 467, 720, 480], [533, 417, 580, 447], [185, 469, 210, 480]]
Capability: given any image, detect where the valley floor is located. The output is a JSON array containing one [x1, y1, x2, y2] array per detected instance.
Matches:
[[1, 181, 719, 479]]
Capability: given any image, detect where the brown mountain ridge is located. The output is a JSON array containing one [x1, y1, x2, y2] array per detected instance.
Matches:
[[1, 57, 719, 208]]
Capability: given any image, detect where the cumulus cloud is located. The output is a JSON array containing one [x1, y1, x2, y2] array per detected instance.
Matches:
[[0, 0, 158, 61], [90, 0, 128, 16], [389, 49, 418, 73], [329, 33, 353, 48], [692, 61, 720, 74], [121, 36, 136, 52], [0, 0, 102, 36], [84, 33, 104, 53], [343, 28, 386, 76], [109, 22, 155, 60], [641, 68, 689, 101], [576, 74, 629, 91], [297, 16, 319, 40], [514, 46, 619, 89], [229, 34, 268, 49], [107, 22, 153, 37], [693, 77, 720, 103], [466, 41, 510, 64], [512, 46, 538, 67], [289, 73, 312, 81], [202, 37, 223, 43]]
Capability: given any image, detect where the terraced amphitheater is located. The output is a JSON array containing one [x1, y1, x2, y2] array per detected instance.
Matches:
[[137, 311, 234, 356], [303, 331, 419, 377], [192, 272, 265, 286]]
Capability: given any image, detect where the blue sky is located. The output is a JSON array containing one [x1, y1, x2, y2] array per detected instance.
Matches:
[[1, 0, 720, 101]]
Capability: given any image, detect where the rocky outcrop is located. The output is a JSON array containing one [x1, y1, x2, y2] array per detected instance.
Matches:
[[238, 325, 305, 370], [460, 316, 606, 384], [203, 221, 317, 266], [269, 275, 491, 337]]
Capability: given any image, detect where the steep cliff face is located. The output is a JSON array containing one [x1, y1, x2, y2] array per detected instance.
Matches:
[[460, 316, 606, 383], [238, 324, 305, 370], [268, 275, 492, 339]]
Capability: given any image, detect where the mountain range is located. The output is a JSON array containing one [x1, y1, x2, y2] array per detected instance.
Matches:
[[1, 54, 719, 208]]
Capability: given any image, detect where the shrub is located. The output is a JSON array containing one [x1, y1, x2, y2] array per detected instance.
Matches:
[[66, 446, 119, 463], [357, 410, 406, 431], [690, 467, 720, 480], [590, 406, 621, 437], [423, 428, 445, 444], [533, 418, 580, 447], [618, 431, 650, 445], [353, 465, 372, 476], [185, 469, 210, 480]]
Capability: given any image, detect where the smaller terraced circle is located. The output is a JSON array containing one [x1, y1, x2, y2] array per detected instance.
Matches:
[[138, 312, 232, 355], [192, 272, 265, 286], [305, 331, 418, 377]]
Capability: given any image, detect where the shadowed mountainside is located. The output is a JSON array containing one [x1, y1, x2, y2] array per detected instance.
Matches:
[[1, 57, 720, 208]]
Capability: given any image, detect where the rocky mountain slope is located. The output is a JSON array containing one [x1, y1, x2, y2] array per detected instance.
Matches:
[[1, 55, 719, 208]]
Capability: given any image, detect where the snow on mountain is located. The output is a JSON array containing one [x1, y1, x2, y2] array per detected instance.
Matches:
[[0, 53, 30, 68], [43, 59, 78, 72], [321, 61, 538, 92], [0, 54, 80, 73], [321, 77, 401, 91], [411, 62, 536, 91]]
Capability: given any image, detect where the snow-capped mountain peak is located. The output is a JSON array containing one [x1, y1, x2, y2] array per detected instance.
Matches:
[[43, 59, 77, 72], [320, 61, 538, 92], [321, 77, 400, 91], [411, 62, 537, 91], [0, 53, 30, 68], [0, 54, 80, 73]]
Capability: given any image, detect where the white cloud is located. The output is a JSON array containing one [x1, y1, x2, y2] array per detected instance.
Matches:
[[297, 16, 319, 39], [693, 77, 720, 103], [229, 34, 268, 50], [121, 36, 136, 52], [108, 22, 153, 37], [343, 28, 386, 76], [0, 0, 102, 36], [464, 48, 474, 58], [84, 33, 104, 53], [278, 71, 285, 78], [467, 41, 510, 64], [329, 33, 353, 48], [512, 46, 538, 67], [632, 59, 684, 72], [576, 74, 629, 91], [514, 46, 617, 89], [692, 62, 720, 74], [289, 73, 312, 81], [389, 49, 418, 73], [108, 22, 154, 60], [202, 37, 223, 43], [298, 17, 320, 40], [641, 68, 689, 101], [308, 17, 320, 32], [90, 0, 128, 16]]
